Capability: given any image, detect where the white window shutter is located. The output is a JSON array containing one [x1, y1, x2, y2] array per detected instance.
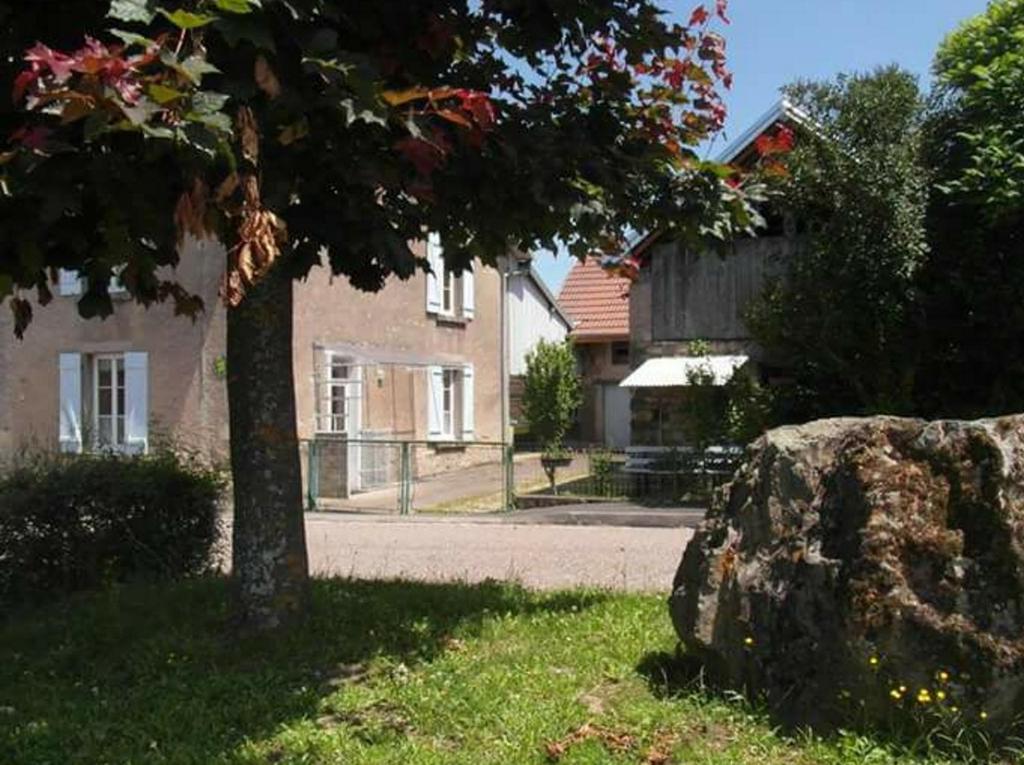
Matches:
[[425, 232, 442, 314], [427, 365, 444, 440], [58, 353, 83, 453], [124, 352, 149, 454], [461, 364, 475, 441], [109, 266, 127, 294], [58, 269, 82, 296], [462, 265, 475, 319]]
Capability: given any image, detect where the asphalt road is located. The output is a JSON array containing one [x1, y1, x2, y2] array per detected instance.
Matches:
[[303, 512, 694, 592]]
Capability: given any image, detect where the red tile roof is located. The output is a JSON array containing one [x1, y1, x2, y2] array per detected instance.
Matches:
[[558, 258, 631, 342]]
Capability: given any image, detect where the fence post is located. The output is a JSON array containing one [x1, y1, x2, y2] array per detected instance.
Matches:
[[306, 439, 319, 511], [399, 441, 412, 515], [504, 444, 515, 512]]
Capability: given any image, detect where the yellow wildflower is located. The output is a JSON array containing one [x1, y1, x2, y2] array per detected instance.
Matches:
[[936, 690, 946, 701], [744, 637, 755, 647], [937, 671, 950, 683], [889, 689, 902, 701], [868, 656, 879, 667], [980, 711, 989, 720]]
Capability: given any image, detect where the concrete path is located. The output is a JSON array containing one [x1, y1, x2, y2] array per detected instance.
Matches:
[[303, 512, 694, 591], [314, 452, 587, 513]]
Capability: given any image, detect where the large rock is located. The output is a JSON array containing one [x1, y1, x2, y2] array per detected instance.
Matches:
[[670, 415, 1024, 731]]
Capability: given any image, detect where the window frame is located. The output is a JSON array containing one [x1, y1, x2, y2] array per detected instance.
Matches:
[[92, 353, 126, 450], [318, 353, 358, 435], [440, 268, 457, 317]]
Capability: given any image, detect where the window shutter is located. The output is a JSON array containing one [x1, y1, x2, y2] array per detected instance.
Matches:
[[427, 365, 444, 440], [461, 364, 475, 441], [425, 232, 442, 314], [58, 269, 83, 296], [58, 353, 83, 453], [462, 265, 475, 319], [109, 266, 127, 294], [124, 352, 149, 454]]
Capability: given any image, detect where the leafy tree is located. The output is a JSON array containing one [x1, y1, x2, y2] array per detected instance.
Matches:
[[746, 67, 929, 419], [522, 339, 582, 489], [914, 0, 1024, 417], [1, 0, 759, 628]]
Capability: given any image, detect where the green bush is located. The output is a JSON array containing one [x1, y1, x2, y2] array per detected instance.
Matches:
[[0, 450, 226, 606]]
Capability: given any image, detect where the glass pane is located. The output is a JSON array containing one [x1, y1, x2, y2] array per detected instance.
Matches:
[[117, 381, 125, 417], [98, 359, 111, 387], [99, 387, 112, 416], [116, 359, 125, 388], [97, 416, 113, 446], [116, 416, 125, 445]]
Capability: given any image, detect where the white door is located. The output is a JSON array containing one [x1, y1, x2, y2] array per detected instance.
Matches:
[[602, 384, 632, 449]]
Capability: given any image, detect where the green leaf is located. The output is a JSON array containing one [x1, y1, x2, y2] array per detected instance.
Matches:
[[191, 91, 230, 114], [157, 8, 217, 29], [176, 55, 220, 83], [341, 99, 387, 128], [110, 29, 158, 48], [0, 273, 13, 300], [147, 83, 183, 104], [214, 0, 258, 12], [108, 0, 156, 23]]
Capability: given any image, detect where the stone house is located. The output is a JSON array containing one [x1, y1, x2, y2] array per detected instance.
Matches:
[[558, 257, 633, 448], [0, 234, 507, 497], [622, 100, 805, 446]]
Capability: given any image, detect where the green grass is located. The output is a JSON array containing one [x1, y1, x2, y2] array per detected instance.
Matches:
[[0, 578, 998, 764]]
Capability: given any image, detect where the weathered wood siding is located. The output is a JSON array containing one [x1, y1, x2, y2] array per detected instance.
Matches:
[[650, 236, 791, 341]]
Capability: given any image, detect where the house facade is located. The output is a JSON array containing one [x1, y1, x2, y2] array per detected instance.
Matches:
[[558, 258, 633, 448], [622, 100, 804, 446], [506, 258, 573, 431], [0, 235, 504, 497]]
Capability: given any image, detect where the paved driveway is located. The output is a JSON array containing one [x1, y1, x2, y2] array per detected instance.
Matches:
[[304, 513, 693, 592]]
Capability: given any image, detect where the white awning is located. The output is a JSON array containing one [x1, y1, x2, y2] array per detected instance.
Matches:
[[620, 355, 749, 388]]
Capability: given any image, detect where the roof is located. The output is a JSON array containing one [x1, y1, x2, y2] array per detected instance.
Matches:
[[620, 99, 816, 264], [620, 356, 749, 388], [558, 257, 631, 342], [511, 261, 573, 329], [715, 97, 814, 164]]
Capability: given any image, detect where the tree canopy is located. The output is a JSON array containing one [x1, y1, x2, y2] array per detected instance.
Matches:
[[1, 0, 759, 335], [746, 67, 929, 419]]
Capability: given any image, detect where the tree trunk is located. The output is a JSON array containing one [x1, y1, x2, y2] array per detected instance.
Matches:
[[228, 263, 309, 629]]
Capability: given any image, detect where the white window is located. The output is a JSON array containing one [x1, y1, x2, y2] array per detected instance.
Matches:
[[58, 267, 128, 296], [440, 269, 456, 317], [93, 354, 126, 449], [441, 368, 457, 437], [58, 351, 148, 454], [425, 232, 475, 320], [427, 364, 475, 442], [317, 353, 360, 434]]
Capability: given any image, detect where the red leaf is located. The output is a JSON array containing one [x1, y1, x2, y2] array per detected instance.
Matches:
[[395, 136, 446, 176], [24, 42, 75, 82], [12, 70, 37, 103], [716, 0, 731, 23], [10, 125, 51, 151], [689, 5, 710, 26]]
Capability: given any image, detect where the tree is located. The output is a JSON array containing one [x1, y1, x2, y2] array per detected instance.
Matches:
[[521, 339, 582, 491], [745, 67, 929, 420], [1, 0, 760, 628], [914, 0, 1024, 417]]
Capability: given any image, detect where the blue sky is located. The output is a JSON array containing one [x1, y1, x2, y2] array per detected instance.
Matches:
[[532, 0, 989, 293]]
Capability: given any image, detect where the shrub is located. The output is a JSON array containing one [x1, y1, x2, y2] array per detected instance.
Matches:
[[0, 450, 226, 606]]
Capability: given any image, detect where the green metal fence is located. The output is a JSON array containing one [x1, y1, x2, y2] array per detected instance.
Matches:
[[304, 438, 514, 515]]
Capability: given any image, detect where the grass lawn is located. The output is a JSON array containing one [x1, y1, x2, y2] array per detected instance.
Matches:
[[0, 577, 983, 764]]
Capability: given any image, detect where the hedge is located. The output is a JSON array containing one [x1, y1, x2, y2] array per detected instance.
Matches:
[[0, 450, 225, 606]]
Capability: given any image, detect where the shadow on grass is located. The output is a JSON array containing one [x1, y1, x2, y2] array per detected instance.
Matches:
[[0, 576, 607, 764]]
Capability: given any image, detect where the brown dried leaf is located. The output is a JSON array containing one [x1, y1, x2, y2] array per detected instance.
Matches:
[[236, 106, 260, 164], [254, 55, 281, 99], [173, 177, 210, 244], [215, 172, 240, 204]]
